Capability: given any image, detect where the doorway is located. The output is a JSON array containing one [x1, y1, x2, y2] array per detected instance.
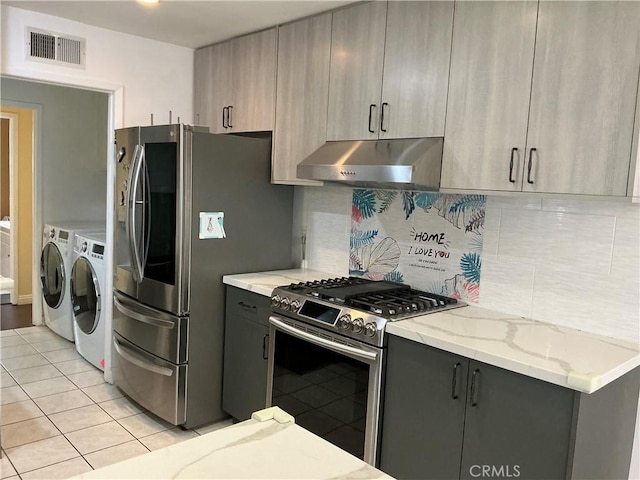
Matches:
[[2, 78, 111, 333]]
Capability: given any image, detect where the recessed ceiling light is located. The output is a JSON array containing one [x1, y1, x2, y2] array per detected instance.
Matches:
[[137, 0, 159, 5]]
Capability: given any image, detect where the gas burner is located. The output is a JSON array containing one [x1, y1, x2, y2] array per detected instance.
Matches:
[[272, 277, 465, 347]]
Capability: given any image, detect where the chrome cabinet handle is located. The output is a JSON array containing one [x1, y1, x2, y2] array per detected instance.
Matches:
[[470, 368, 480, 407], [527, 147, 536, 184], [222, 107, 228, 128], [452, 362, 461, 399], [368, 104, 377, 134], [509, 147, 518, 183], [380, 102, 389, 133]]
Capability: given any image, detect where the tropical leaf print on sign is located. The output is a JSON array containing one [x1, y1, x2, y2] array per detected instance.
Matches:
[[460, 252, 481, 284], [375, 190, 398, 213], [359, 237, 401, 281], [353, 189, 376, 219], [350, 229, 379, 249], [383, 270, 404, 284], [402, 192, 415, 220], [349, 251, 364, 273], [449, 194, 485, 214], [465, 209, 485, 233], [414, 192, 438, 211]]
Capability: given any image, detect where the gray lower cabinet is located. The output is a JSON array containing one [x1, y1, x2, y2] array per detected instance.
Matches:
[[222, 287, 270, 421], [380, 335, 640, 480]]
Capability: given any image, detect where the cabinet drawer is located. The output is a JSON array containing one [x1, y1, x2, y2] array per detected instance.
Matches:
[[226, 286, 270, 327]]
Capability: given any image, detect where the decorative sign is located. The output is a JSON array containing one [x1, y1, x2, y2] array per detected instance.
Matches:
[[199, 212, 226, 239], [350, 190, 486, 302]]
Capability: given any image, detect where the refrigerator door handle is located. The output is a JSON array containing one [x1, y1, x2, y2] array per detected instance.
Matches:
[[127, 144, 145, 283], [113, 337, 174, 376], [114, 295, 176, 329]]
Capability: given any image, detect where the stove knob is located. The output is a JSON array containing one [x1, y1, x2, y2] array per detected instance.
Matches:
[[338, 314, 352, 329], [352, 318, 364, 334], [290, 300, 301, 313], [364, 322, 377, 337], [280, 297, 291, 311], [271, 295, 281, 308]]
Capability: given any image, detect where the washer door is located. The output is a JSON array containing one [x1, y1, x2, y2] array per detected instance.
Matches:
[[70, 258, 101, 334], [40, 243, 65, 309]]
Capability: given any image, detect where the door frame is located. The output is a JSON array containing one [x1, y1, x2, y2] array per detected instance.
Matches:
[[0, 112, 19, 304], [2, 74, 123, 383]]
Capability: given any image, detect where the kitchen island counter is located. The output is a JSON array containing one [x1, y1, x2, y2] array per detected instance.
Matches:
[[224, 269, 639, 394], [73, 414, 391, 479]]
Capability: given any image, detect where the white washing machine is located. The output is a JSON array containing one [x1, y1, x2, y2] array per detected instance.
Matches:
[[40, 223, 104, 341], [70, 232, 107, 370]]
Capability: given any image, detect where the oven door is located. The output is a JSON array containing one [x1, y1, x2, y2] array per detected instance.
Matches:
[[266, 315, 384, 466]]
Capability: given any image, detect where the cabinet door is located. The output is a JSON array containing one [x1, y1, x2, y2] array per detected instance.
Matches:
[[207, 42, 233, 134], [459, 361, 574, 480], [229, 28, 277, 133], [326, 1, 387, 141], [380, 336, 468, 480], [379, 1, 453, 139], [523, 1, 640, 195], [272, 14, 331, 185], [194, 46, 215, 131], [441, 1, 537, 191], [222, 289, 271, 421]]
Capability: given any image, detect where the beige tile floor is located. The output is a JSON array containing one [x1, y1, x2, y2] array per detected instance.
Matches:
[[0, 326, 232, 480]]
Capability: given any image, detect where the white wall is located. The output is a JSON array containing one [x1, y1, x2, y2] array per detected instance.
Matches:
[[1, 5, 194, 127]]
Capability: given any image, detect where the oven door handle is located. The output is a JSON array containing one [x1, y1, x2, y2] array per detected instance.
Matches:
[[269, 316, 378, 363]]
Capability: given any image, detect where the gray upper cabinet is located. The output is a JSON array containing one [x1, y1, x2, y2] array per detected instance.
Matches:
[[442, 0, 640, 196], [194, 42, 231, 133], [229, 28, 277, 133], [327, 1, 454, 141], [441, 1, 537, 191], [523, 1, 640, 195], [193, 28, 276, 134], [327, 1, 386, 141], [379, 1, 454, 139], [272, 13, 332, 185]]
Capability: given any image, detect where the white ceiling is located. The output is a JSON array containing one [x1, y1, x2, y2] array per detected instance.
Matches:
[[3, 0, 354, 49]]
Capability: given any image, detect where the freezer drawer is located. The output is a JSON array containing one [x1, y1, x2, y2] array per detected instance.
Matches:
[[113, 291, 188, 364], [112, 332, 187, 425]]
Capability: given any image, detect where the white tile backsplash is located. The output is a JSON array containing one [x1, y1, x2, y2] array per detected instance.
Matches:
[[298, 186, 640, 342]]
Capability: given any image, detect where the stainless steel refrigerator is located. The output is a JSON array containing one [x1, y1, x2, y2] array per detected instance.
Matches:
[[112, 124, 293, 428]]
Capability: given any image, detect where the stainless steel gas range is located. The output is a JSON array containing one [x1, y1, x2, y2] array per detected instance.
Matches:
[[266, 276, 465, 466]]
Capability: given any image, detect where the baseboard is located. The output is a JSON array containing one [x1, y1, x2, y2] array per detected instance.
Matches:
[[17, 294, 33, 305]]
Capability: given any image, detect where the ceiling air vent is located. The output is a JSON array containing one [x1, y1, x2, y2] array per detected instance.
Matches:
[[26, 28, 85, 68]]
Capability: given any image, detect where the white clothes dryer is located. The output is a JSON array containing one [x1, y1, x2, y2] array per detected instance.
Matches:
[[40, 223, 104, 341], [70, 232, 107, 370]]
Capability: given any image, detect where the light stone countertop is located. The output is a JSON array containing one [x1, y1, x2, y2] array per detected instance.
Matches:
[[386, 305, 639, 394], [222, 268, 341, 297], [72, 416, 392, 480], [223, 269, 640, 394]]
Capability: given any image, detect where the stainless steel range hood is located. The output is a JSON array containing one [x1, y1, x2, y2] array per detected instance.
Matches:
[[296, 137, 443, 190]]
